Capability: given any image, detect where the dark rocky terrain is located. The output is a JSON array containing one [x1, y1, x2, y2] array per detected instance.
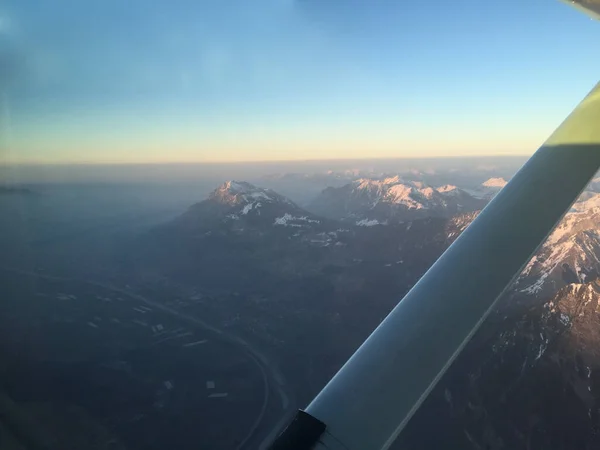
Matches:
[[127, 180, 600, 450], [3, 176, 600, 449]]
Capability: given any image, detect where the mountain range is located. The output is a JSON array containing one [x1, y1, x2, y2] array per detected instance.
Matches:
[[126, 176, 600, 450], [307, 177, 501, 224], [398, 275, 600, 450], [515, 192, 600, 298]]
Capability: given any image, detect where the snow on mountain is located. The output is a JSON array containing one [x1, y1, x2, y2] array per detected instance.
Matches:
[[209, 181, 293, 208], [385, 182, 427, 209], [546, 281, 600, 320], [464, 177, 508, 200], [207, 180, 307, 221], [445, 211, 480, 241], [273, 213, 320, 227], [516, 203, 600, 297], [571, 192, 600, 213], [309, 177, 485, 223], [419, 275, 600, 450], [482, 177, 508, 188], [436, 184, 459, 194], [586, 177, 600, 193], [174, 181, 326, 233], [534, 280, 600, 360], [356, 219, 382, 227]]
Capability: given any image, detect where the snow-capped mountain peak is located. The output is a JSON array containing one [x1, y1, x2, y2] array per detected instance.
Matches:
[[175, 180, 327, 235], [309, 177, 486, 223], [348, 178, 442, 211], [209, 180, 292, 209], [385, 183, 426, 208], [382, 175, 402, 185], [464, 177, 508, 200], [436, 184, 459, 194], [517, 198, 600, 297], [482, 177, 508, 188], [224, 180, 252, 193]]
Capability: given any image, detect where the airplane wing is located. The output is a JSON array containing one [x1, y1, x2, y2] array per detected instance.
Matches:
[[562, 0, 600, 20]]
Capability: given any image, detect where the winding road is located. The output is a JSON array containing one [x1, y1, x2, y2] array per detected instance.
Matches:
[[0, 265, 294, 450]]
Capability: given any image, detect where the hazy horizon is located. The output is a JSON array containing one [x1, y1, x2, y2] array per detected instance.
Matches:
[[0, 154, 529, 185]]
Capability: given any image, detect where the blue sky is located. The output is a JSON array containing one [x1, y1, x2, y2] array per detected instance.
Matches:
[[0, 0, 599, 164]]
